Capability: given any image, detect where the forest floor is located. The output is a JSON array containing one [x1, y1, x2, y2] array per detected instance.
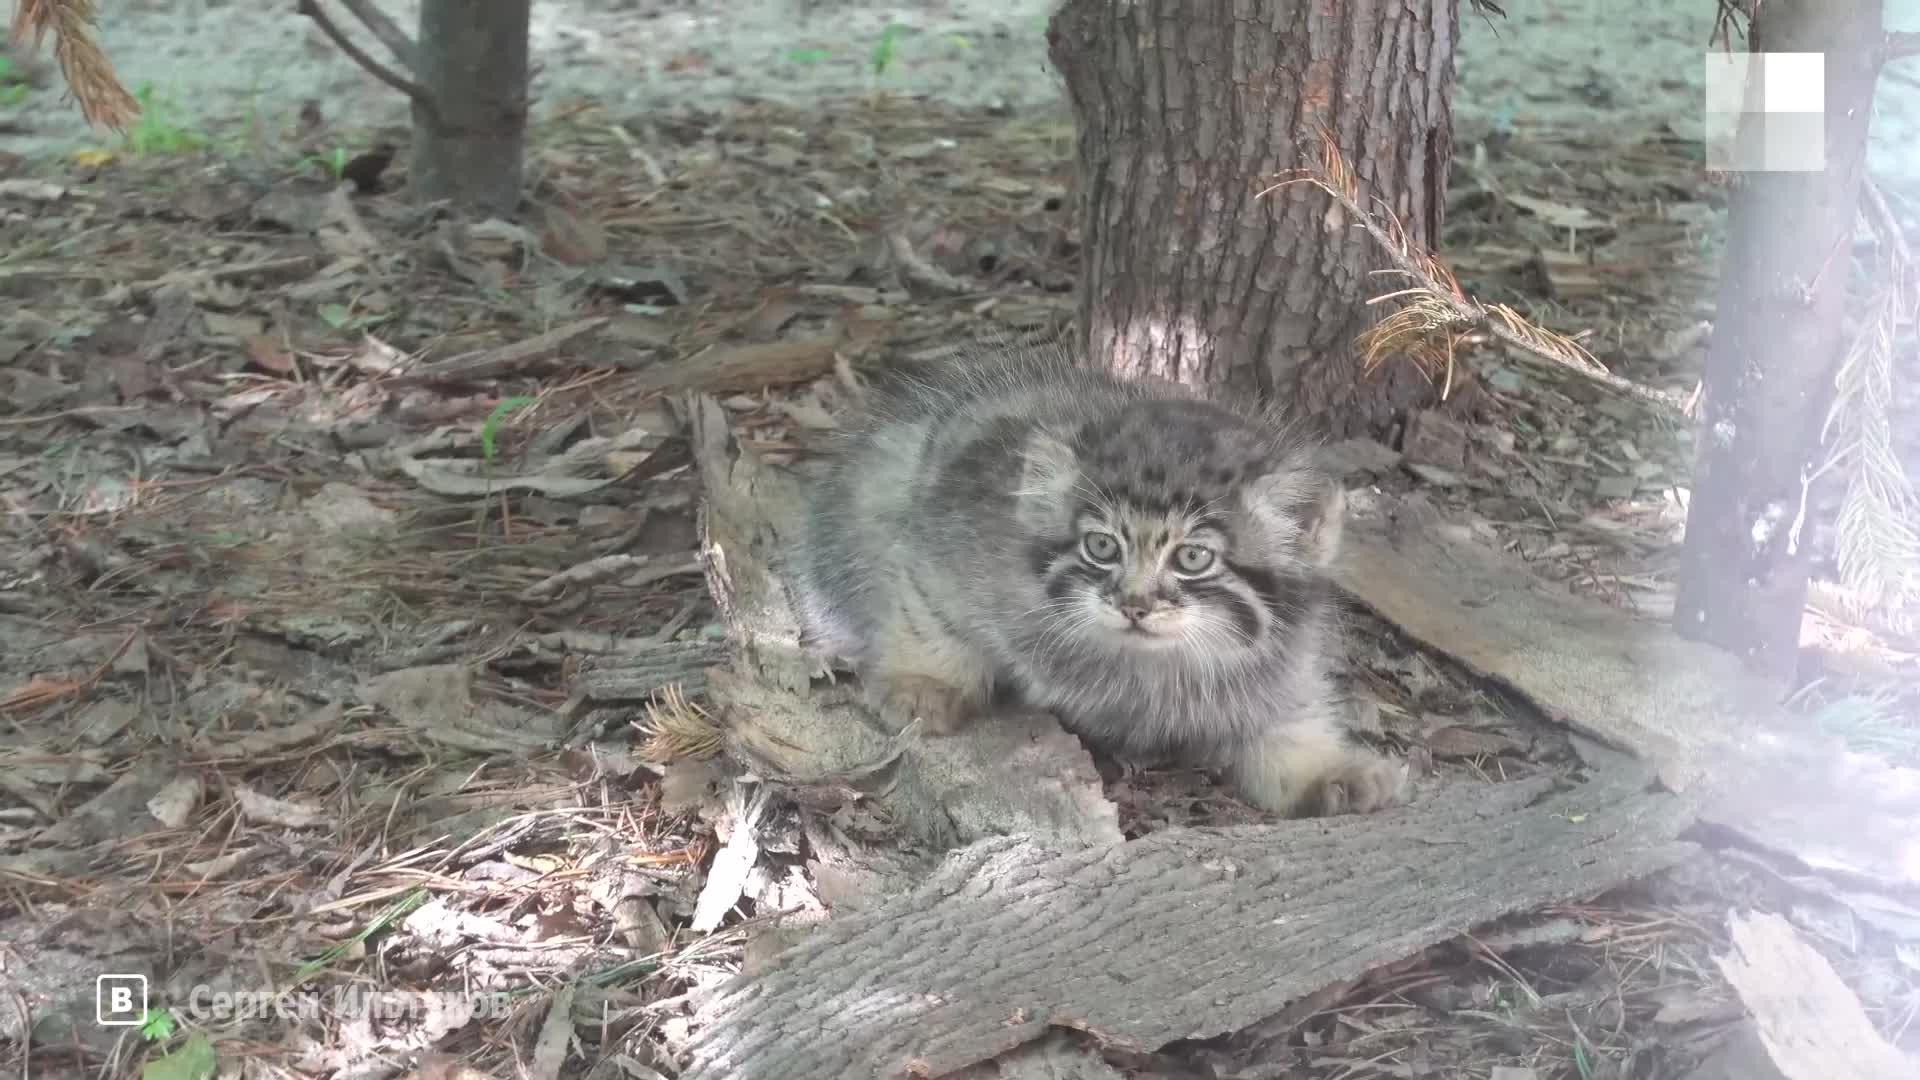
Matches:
[[3, 4, 1920, 1080]]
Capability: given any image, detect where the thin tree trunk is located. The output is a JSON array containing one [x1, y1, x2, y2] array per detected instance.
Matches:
[[409, 0, 530, 215], [1675, 0, 1883, 681], [1045, 0, 1458, 436]]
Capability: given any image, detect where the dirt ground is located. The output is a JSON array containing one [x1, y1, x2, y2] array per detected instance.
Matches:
[[3, 3, 1920, 1080]]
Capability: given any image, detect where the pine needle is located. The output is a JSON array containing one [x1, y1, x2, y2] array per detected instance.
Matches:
[[1822, 182, 1920, 611], [637, 682, 725, 762]]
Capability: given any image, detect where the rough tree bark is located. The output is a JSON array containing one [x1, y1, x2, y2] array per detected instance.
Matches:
[[1674, 0, 1882, 681], [1046, 0, 1459, 437], [410, 0, 530, 215], [683, 769, 1692, 1080]]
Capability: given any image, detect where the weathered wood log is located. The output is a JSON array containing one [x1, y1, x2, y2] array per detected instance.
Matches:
[[682, 766, 1694, 1080], [1336, 489, 1759, 793], [1334, 488, 1920, 895]]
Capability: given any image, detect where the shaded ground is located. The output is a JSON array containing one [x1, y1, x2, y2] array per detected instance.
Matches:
[[2, 5, 1919, 1080]]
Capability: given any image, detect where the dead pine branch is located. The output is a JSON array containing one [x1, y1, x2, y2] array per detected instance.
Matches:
[[1262, 124, 1691, 419], [8, 0, 139, 130], [1819, 177, 1920, 610], [294, 0, 439, 125]]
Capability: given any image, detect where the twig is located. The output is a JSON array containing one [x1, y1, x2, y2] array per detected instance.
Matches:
[[1886, 31, 1920, 66], [129, 255, 318, 299], [0, 627, 136, 713], [295, 0, 440, 125], [337, 0, 418, 73], [1861, 176, 1913, 265], [0, 404, 145, 428], [519, 554, 703, 603], [380, 317, 610, 388]]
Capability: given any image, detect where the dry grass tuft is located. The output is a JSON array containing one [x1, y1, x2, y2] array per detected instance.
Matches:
[[638, 682, 725, 761], [9, 0, 140, 130]]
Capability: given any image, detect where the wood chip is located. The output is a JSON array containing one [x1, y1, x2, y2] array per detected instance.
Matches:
[[1710, 910, 1918, 1080]]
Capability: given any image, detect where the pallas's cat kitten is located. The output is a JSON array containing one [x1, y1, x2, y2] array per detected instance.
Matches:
[[789, 349, 1407, 817]]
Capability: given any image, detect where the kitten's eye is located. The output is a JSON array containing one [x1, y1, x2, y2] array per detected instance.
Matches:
[[1173, 544, 1215, 574], [1081, 531, 1121, 564]]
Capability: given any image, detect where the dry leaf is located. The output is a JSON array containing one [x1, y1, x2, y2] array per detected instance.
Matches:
[[233, 785, 326, 828]]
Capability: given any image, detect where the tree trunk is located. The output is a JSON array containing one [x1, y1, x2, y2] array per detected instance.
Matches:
[[1674, 0, 1882, 682], [409, 0, 530, 215], [1045, 0, 1459, 437]]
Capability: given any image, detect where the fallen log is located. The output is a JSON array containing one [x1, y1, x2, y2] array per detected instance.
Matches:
[[683, 766, 1694, 1079], [1335, 489, 1920, 894]]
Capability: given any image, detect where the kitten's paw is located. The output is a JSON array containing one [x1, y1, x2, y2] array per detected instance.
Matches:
[[1299, 750, 1409, 817], [873, 675, 976, 735]]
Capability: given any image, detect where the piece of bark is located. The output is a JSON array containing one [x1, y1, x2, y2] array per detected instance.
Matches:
[[570, 641, 730, 703], [682, 766, 1694, 1080], [632, 339, 844, 397], [684, 391, 818, 693], [681, 393, 1122, 852], [1399, 409, 1470, 472], [1707, 911, 1918, 1080]]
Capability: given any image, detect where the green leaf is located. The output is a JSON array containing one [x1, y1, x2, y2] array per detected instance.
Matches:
[[482, 396, 537, 463], [871, 24, 903, 76], [1573, 1039, 1595, 1080], [139, 1008, 176, 1041], [142, 1032, 216, 1080]]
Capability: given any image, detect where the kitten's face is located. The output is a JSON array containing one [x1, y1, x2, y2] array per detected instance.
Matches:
[[1017, 400, 1342, 662], [1059, 504, 1238, 652]]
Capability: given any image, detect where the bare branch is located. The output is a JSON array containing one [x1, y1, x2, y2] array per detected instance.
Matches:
[[1886, 30, 1920, 65], [294, 0, 439, 125], [336, 0, 418, 73]]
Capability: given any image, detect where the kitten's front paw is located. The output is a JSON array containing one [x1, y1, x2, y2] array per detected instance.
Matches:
[[873, 675, 976, 735], [1299, 750, 1409, 817]]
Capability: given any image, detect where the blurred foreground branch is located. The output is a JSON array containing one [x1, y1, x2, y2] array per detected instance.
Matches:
[[8, 0, 139, 130]]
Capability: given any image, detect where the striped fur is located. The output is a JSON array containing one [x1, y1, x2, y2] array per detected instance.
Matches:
[[787, 346, 1407, 817]]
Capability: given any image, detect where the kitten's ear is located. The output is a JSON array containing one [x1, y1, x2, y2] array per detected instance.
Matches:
[[1246, 470, 1345, 569], [1299, 478, 1346, 569], [1015, 430, 1078, 518]]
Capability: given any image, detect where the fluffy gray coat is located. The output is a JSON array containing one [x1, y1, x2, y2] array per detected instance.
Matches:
[[788, 348, 1406, 817]]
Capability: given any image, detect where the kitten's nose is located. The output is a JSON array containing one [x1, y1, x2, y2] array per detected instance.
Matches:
[[1119, 600, 1151, 623]]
